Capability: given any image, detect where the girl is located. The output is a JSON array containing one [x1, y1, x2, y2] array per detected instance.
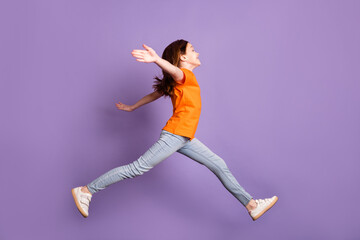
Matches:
[[72, 39, 278, 221]]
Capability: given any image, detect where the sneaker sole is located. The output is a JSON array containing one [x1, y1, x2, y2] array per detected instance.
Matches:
[[71, 188, 89, 218], [252, 196, 278, 221]]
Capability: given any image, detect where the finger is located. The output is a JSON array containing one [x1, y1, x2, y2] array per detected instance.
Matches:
[[142, 44, 151, 50], [132, 50, 146, 54], [136, 59, 145, 62], [132, 49, 145, 52], [132, 53, 144, 58], [132, 56, 143, 61], [131, 52, 145, 57], [132, 57, 144, 61], [131, 53, 145, 57], [131, 52, 144, 56]]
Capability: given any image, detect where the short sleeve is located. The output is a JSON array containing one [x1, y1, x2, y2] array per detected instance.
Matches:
[[177, 68, 191, 85]]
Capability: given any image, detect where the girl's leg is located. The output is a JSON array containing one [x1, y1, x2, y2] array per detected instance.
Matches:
[[176, 138, 253, 207], [86, 130, 190, 194]]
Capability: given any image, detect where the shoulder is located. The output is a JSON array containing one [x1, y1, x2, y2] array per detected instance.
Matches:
[[180, 68, 195, 76], [177, 68, 195, 85]]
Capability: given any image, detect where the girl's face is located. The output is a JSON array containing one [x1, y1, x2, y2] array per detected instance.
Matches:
[[181, 43, 200, 68]]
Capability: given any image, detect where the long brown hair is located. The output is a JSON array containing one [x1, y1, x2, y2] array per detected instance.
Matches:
[[152, 39, 188, 98]]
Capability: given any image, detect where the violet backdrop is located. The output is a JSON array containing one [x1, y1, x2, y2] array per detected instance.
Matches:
[[1, 0, 359, 239]]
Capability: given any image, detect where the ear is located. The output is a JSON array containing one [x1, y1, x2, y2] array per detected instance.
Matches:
[[180, 54, 187, 62]]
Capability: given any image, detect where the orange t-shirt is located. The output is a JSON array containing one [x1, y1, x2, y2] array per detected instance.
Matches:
[[162, 68, 201, 141]]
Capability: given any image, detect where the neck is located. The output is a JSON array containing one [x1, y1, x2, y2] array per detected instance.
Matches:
[[179, 63, 197, 72]]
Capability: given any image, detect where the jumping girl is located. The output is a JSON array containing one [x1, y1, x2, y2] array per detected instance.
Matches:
[[71, 39, 278, 221]]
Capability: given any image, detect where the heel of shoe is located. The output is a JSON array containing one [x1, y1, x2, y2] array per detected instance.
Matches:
[[72, 187, 89, 218], [251, 196, 278, 221]]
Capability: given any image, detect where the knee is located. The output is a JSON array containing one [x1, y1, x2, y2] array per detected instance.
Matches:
[[213, 165, 229, 174], [213, 155, 228, 168], [212, 157, 230, 173], [127, 158, 152, 176]]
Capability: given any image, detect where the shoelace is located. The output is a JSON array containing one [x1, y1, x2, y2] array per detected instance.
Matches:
[[80, 196, 91, 207], [79, 192, 92, 207], [255, 198, 271, 206]]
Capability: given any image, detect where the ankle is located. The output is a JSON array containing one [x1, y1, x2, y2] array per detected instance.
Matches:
[[246, 199, 257, 212], [81, 186, 92, 195]]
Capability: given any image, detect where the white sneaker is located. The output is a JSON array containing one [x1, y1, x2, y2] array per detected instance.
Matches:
[[249, 196, 278, 221], [72, 186, 92, 218]]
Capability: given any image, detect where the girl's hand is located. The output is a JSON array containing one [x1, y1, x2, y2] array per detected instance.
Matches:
[[131, 44, 160, 63], [115, 101, 134, 112]]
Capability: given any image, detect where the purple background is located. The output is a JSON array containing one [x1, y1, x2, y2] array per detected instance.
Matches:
[[1, 0, 359, 239]]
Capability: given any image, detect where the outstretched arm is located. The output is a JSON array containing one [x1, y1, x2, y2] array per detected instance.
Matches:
[[115, 91, 163, 112], [131, 44, 184, 82]]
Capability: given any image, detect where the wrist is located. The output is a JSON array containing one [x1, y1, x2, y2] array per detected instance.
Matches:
[[154, 56, 162, 64]]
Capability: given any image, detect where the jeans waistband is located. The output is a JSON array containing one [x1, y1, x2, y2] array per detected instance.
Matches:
[[161, 130, 190, 140]]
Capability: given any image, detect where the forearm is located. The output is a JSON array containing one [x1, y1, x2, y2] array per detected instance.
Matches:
[[131, 91, 162, 111], [154, 57, 183, 82]]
